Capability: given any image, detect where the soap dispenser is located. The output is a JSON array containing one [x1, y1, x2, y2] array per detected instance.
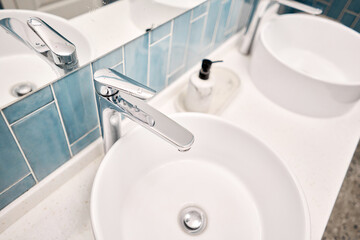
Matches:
[[184, 59, 222, 112]]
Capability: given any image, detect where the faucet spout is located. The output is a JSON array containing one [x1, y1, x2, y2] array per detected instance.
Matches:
[[239, 0, 322, 55], [94, 68, 195, 152], [0, 17, 78, 75]]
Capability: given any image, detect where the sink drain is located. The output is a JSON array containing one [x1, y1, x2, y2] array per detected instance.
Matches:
[[179, 206, 207, 235], [11, 83, 36, 97]]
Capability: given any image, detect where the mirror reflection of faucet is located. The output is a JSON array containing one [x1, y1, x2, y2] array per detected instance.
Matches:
[[93, 68, 195, 153], [0, 16, 78, 76]]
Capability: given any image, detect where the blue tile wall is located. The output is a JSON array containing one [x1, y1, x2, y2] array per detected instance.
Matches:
[[124, 34, 149, 85], [71, 127, 101, 155], [150, 21, 171, 44], [187, 15, 207, 68], [52, 65, 98, 145], [168, 11, 192, 79], [149, 36, 171, 91], [3, 86, 53, 124], [0, 175, 36, 210], [12, 103, 71, 181], [92, 47, 123, 73], [0, 113, 29, 193], [294, 0, 360, 32], [192, 1, 208, 19], [0, 0, 251, 210]]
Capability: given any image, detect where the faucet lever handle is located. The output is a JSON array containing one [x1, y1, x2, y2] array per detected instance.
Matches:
[[27, 17, 78, 67], [94, 68, 156, 100]]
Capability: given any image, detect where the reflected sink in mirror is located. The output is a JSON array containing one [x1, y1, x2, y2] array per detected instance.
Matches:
[[129, 0, 205, 30], [250, 14, 360, 117], [0, 10, 93, 107], [91, 113, 310, 240]]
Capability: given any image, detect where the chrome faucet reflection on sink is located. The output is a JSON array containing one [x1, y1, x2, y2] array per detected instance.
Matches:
[[239, 0, 322, 55], [0, 17, 78, 75], [93, 68, 194, 152]]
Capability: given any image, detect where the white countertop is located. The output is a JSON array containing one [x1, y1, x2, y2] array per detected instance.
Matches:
[[1, 34, 359, 240]]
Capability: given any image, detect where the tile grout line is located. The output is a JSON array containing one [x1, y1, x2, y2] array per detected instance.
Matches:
[[89, 64, 103, 138], [167, 63, 185, 79], [165, 20, 174, 87], [0, 111, 39, 183], [224, 25, 237, 35], [210, 0, 225, 48], [122, 46, 126, 75], [9, 100, 55, 127], [224, 0, 235, 32], [350, 15, 360, 28], [0, 173, 31, 196], [182, 10, 195, 69], [324, 0, 335, 16], [112, 61, 124, 69], [191, 12, 208, 23], [147, 32, 151, 87], [199, 1, 211, 53], [337, 0, 352, 21], [344, 9, 360, 17], [50, 85, 73, 157], [149, 33, 172, 47], [70, 125, 99, 147]]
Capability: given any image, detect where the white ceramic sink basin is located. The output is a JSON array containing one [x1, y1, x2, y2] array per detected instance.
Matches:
[[0, 10, 92, 107], [250, 14, 360, 117], [91, 113, 309, 240]]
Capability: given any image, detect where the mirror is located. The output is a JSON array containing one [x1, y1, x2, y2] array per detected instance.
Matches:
[[0, 0, 206, 107]]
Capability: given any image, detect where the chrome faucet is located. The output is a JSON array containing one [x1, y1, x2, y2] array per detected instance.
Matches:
[[239, 0, 322, 55], [93, 68, 195, 152], [0, 17, 78, 75]]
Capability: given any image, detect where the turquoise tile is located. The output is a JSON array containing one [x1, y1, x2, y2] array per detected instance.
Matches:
[[327, 0, 348, 19], [348, 0, 360, 13], [3, 86, 53, 124], [150, 21, 171, 44], [215, 0, 232, 46], [203, 0, 222, 48], [0, 175, 35, 210], [186, 16, 206, 68], [354, 18, 360, 32], [226, 0, 243, 32], [92, 47, 123, 73], [52, 65, 98, 144], [12, 103, 71, 181], [112, 62, 124, 74], [192, 1, 208, 19], [0, 113, 29, 192], [71, 127, 100, 155], [340, 12, 357, 27], [149, 36, 170, 91], [168, 66, 186, 85], [168, 11, 192, 74], [124, 34, 149, 86]]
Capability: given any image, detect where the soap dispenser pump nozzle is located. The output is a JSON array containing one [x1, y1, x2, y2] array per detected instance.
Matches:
[[199, 59, 223, 80]]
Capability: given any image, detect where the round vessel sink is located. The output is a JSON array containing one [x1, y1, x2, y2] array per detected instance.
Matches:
[[250, 14, 360, 117], [91, 113, 310, 240]]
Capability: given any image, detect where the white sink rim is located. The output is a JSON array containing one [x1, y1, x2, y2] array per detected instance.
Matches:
[[91, 112, 310, 240], [260, 14, 360, 87]]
